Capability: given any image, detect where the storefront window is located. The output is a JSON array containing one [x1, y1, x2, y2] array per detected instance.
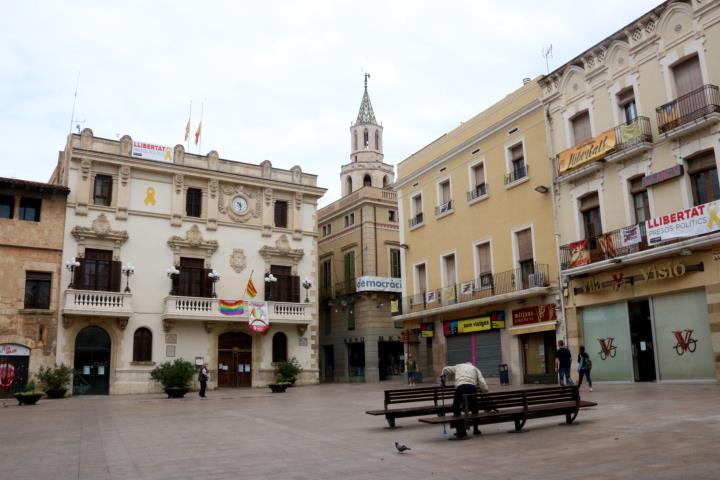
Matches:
[[582, 302, 633, 381]]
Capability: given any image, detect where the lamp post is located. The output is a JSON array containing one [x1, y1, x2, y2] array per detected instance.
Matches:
[[302, 277, 312, 303], [166, 266, 180, 295], [265, 273, 278, 301], [65, 258, 81, 289], [122, 263, 135, 293], [208, 270, 221, 298]]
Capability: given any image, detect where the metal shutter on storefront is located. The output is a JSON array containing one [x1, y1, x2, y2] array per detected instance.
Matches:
[[446, 331, 501, 378]]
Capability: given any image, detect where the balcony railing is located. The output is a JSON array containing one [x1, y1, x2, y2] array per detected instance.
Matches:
[[334, 278, 356, 297], [613, 116, 653, 152], [656, 84, 720, 134], [269, 302, 312, 323], [63, 289, 133, 317], [393, 263, 550, 316], [435, 200, 453, 216], [505, 165, 528, 185], [409, 212, 424, 227], [559, 223, 650, 270], [467, 183, 488, 201], [163, 296, 312, 323]]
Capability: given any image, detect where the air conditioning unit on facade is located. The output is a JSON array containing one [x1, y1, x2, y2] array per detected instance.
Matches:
[[528, 272, 546, 288]]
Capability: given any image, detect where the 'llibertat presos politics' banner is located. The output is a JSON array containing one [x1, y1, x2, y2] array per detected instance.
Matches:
[[646, 201, 720, 245]]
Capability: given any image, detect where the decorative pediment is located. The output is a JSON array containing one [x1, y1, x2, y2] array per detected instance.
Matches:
[[167, 225, 219, 255], [71, 214, 129, 245], [259, 234, 304, 269]]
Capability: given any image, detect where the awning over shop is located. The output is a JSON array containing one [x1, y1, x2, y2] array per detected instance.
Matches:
[[508, 320, 557, 335]]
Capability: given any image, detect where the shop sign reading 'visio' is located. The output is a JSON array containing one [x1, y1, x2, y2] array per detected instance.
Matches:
[[355, 276, 402, 293]]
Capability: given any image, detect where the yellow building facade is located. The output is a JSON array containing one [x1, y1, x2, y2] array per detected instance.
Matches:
[[394, 80, 561, 385], [541, 0, 720, 383]]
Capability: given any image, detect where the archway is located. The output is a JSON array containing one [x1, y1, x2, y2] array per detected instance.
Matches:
[[218, 331, 252, 387], [363, 174, 372, 187], [74, 326, 111, 395]]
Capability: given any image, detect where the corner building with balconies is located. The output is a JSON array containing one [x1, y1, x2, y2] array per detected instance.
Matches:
[[394, 79, 561, 386], [50, 129, 325, 394], [541, 0, 720, 383]]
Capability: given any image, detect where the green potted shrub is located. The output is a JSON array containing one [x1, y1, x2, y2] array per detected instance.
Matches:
[[14, 380, 44, 405], [150, 359, 195, 398], [268, 357, 302, 393], [36, 364, 73, 399]]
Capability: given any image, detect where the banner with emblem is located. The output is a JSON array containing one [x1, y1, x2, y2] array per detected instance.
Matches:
[[568, 239, 591, 267], [248, 302, 269, 333]]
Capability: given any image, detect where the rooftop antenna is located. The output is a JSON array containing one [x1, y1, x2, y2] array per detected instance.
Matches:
[[541, 44, 553, 74], [69, 72, 85, 134]]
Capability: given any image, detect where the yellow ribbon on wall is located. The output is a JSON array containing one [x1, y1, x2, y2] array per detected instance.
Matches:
[[144, 187, 157, 206], [708, 203, 720, 230]]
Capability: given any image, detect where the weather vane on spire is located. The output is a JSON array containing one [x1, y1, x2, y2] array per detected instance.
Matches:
[[364, 72, 371, 90]]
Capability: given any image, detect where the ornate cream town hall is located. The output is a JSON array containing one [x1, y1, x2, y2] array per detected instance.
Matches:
[[50, 129, 325, 394]]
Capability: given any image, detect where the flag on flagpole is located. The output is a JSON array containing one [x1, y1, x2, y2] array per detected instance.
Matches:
[[194, 121, 202, 145], [184, 119, 191, 142], [246, 277, 257, 298]]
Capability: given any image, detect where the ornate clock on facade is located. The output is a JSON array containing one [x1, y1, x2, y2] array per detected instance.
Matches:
[[231, 195, 249, 215]]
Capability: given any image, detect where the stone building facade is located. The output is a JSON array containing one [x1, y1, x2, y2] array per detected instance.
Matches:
[[49, 129, 325, 394], [540, 0, 720, 383], [0, 177, 69, 395], [318, 79, 403, 383]]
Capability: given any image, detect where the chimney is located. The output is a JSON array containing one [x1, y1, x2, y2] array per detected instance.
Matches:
[[523, 77, 531, 85]]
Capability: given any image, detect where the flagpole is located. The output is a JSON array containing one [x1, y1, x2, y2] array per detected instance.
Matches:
[[199, 102, 204, 155], [186, 100, 192, 151]]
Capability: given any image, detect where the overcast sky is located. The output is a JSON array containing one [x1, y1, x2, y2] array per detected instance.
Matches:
[[1, 1, 659, 205]]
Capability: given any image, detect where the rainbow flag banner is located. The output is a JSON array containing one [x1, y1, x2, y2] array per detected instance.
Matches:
[[219, 300, 245, 316]]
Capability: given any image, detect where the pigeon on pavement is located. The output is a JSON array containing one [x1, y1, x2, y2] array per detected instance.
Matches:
[[395, 442, 411, 453]]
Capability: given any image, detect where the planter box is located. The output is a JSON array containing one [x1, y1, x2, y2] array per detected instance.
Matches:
[[268, 383, 289, 393], [45, 388, 68, 399], [15, 393, 43, 405], [164, 387, 189, 398]]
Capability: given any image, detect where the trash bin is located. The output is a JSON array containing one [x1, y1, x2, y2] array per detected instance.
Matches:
[[498, 364, 509, 386]]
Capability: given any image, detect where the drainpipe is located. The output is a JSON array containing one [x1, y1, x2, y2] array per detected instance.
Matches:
[[373, 205, 378, 276]]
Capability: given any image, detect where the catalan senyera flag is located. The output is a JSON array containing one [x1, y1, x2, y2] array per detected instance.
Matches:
[[184, 119, 191, 142], [246, 277, 257, 298], [194, 121, 202, 145]]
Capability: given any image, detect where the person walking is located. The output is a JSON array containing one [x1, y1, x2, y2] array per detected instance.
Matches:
[[199, 362, 210, 399], [554, 340, 574, 386], [406, 353, 418, 387], [440, 362, 489, 439], [577, 345, 593, 391]]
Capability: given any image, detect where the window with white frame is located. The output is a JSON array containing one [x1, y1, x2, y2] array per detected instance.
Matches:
[[437, 180, 452, 214], [672, 55, 703, 97], [515, 228, 535, 289], [413, 263, 427, 303], [441, 253, 456, 286], [475, 242, 492, 289], [410, 194, 423, 227], [617, 88, 637, 124], [469, 162, 486, 200], [506, 143, 527, 184]]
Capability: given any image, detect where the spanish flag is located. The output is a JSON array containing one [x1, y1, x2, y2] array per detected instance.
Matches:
[[184, 119, 191, 142], [194, 121, 202, 145], [246, 277, 257, 298]]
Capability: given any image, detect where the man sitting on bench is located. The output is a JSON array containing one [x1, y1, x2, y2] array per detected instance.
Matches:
[[441, 362, 491, 438]]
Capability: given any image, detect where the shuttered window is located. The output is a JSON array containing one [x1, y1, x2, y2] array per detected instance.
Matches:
[[274, 200, 288, 228], [476, 243, 491, 275], [186, 188, 202, 217], [472, 163, 485, 187], [571, 111, 592, 144], [390, 249, 401, 278], [673, 56, 703, 97], [687, 150, 720, 206], [343, 251, 355, 283], [178, 257, 210, 298], [93, 175, 113, 206], [81, 249, 119, 292], [133, 328, 152, 362], [580, 193, 602, 241], [516, 229, 534, 262], [266, 265, 299, 303]]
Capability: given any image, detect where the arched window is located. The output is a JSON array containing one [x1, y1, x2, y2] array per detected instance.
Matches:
[[346, 176, 353, 194], [272, 332, 288, 363], [133, 327, 152, 362], [363, 174, 372, 187], [375, 130, 380, 150], [383, 175, 389, 188], [363, 129, 369, 147]]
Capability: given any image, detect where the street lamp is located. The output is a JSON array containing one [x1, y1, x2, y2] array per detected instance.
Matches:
[[122, 263, 135, 293], [208, 270, 221, 297], [265, 273, 278, 301], [65, 258, 81, 289], [166, 266, 180, 295], [302, 277, 312, 303]]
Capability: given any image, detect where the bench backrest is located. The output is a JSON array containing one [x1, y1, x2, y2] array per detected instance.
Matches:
[[384, 386, 455, 407], [462, 386, 579, 414], [524, 386, 578, 407]]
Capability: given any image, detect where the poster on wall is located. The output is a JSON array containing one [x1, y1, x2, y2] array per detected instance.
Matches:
[[248, 302, 270, 333], [131, 140, 174, 163]]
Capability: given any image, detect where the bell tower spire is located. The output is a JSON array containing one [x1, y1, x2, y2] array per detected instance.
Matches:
[[340, 74, 394, 197]]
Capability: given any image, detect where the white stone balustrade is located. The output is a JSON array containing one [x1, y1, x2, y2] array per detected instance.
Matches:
[[269, 302, 312, 323], [162, 297, 312, 324], [63, 289, 133, 317]]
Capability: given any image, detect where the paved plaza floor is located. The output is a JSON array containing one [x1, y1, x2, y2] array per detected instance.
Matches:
[[2, 380, 719, 480]]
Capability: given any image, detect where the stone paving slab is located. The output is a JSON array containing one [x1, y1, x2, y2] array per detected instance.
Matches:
[[1, 381, 719, 480]]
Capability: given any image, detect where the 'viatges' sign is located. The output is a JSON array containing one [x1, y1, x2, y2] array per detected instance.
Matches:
[[355, 276, 402, 293]]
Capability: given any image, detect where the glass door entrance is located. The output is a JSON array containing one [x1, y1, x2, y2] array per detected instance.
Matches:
[[628, 300, 656, 382], [521, 331, 557, 384]]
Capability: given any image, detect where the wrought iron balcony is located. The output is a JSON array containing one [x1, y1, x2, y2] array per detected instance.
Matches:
[[409, 212, 424, 228], [435, 200, 454, 216], [505, 165, 529, 185], [559, 223, 650, 270], [656, 84, 720, 136], [467, 183, 488, 201], [396, 263, 550, 316], [63, 289, 133, 318], [607, 116, 653, 161]]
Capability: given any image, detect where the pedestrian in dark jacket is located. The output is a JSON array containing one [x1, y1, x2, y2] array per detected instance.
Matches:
[[554, 340, 574, 386], [577, 345, 593, 391]]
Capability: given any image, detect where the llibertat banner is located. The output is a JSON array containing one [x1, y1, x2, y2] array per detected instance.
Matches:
[[355, 276, 402, 293], [558, 128, 616, 174], [646, 201, 720, 245], [131, 140, 174, 163]]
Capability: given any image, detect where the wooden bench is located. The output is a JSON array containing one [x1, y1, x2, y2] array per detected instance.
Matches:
[[418, 385, 597, 437], [365, 386, 456, 428]]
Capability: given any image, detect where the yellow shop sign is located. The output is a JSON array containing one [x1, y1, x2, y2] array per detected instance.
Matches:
[[558, 128, 617, 174], [458, 316, 491, 333]]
